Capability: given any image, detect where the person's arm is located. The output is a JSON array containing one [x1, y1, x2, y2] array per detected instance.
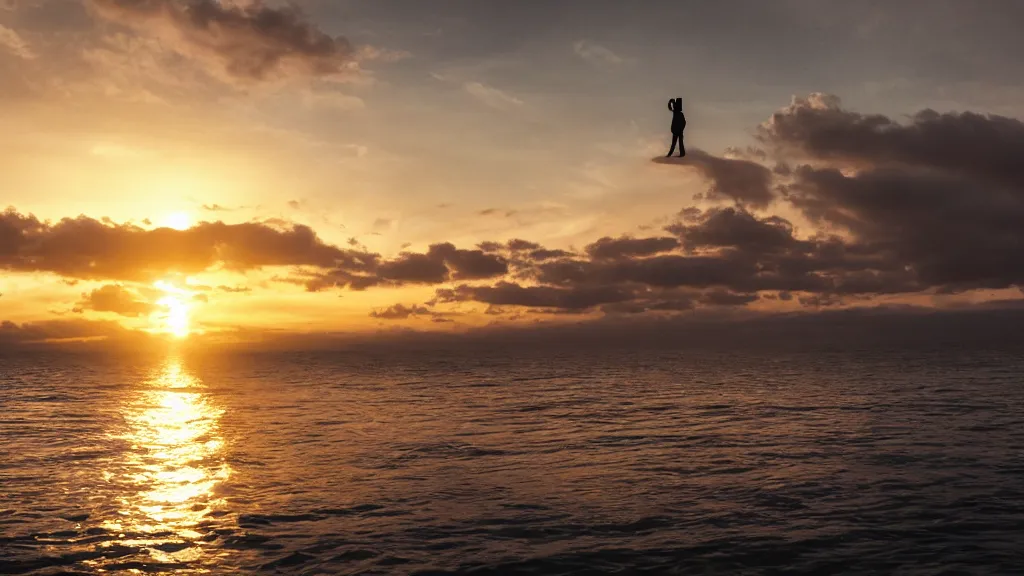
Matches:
[[668, 99, 675, 112]]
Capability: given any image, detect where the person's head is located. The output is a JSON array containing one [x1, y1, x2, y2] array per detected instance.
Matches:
[[674, 97, 683, 112]]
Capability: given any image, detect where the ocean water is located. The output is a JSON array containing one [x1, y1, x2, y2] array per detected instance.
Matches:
[[2, 343, 1024, 574]]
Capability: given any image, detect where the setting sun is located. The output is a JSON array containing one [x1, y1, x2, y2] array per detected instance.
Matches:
[[157, 295, 190, 339], [154, 281, 193, 339], [162, 212, 192, 231]]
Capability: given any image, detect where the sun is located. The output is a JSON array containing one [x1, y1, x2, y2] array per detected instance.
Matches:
[[154, 281, 193, 339], [157, 295, 191, 339], [162, 212, 192, 231]]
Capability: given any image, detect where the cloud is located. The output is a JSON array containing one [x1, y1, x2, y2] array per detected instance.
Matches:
[[74, 284, 155, 317], [5, 93, 1024, 323], [653, 149, 775, 208], [758, 93, 1024, 190], [463, 81, 522, 110], [434, 282, 638, 311], [510, 203, 917, 304], [0, 208, 377, 281], [1, 207, 517, 293], [667, 206, 800, 255], [312, 89, 1024, 310], [429, 243, 509, 280], [478, 239, 574, 265], [86, 0, 356, 82], [0, 318, 132, 345], [0, 23, 35, 59], [787, 164, 1024, 291], [758, 94, 1024, 292], [306, 242, 509, 291], [369, 303, 430, 320], [369, 303, 461, 323], [586, 235, 680, 260], [700, 289, 760, 307], [371, 217, 393, 232], [533, 252, 762, 291], [573, 40, 624, 66]]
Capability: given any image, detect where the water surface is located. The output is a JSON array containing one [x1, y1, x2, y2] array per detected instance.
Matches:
[[2, 346, 1023, 574]]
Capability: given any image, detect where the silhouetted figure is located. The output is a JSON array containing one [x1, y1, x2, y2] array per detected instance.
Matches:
[[667, 97, 686, 157]]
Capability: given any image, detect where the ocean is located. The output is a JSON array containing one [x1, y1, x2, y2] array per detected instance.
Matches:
[[2, 337, 1024, 574]]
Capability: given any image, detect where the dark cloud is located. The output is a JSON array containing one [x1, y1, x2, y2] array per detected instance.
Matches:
[[0, 208, 376, 281], [434, 282, 637, 311], [798, 293, 843, 308], [369, 303, 461, 323], [479, 239, 574, 262], [431, 192, 934, 313], [429, 243, 509, 280], [757, 94, 1024, 293], [585, 235, 680, 260], [369, 243, 507, 284], [759, 93, 1024, 189], [521, 204, 920, 300], [87, 0, 355, 81], [668, 206, 801, 255], [506, 239, 540, 251], [0, 318, 132, 345], [700, 289, 760, 307], [787, 164, 1024, 292], [304, 242, 508, 291], [74, 284, 154, 317], [600, 295, 696, 315], [528, 248, 574, 261], [0, 206, 514, 292], [653, 149, 775, 208], [369, 303, 431, 320], [534, 253, 760, 290], [373, 252, 447, 285]]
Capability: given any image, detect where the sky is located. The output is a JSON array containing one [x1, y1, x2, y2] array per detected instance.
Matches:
[[2, 0, 1024, 346]]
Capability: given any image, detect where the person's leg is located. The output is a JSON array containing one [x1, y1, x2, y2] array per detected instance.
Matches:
[[667, 135, 678, 157], [678, 136, 686, 157]]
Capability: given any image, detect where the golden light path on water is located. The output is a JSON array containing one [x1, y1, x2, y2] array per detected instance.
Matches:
[[97, 356, 232, 568]]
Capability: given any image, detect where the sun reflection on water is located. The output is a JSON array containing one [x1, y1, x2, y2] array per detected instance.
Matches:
[[101, 357, 231, 566]]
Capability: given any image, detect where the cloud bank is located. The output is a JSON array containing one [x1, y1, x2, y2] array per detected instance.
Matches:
[[3, 93, 1023, 329]]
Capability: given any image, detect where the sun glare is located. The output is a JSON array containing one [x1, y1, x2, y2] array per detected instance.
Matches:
[[154, 281, 193, 339], [157, 295, 191, 339], [162, 212, 192, 231]]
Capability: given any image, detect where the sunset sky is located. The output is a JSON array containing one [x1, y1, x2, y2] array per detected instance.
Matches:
[[2, 0, 1024, 345]]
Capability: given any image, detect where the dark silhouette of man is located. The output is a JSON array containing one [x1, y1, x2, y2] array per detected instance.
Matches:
[[667, 97, 686, 157]]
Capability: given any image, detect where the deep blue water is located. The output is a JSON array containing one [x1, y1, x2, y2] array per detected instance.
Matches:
[[2, 344, 1024, 574]]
